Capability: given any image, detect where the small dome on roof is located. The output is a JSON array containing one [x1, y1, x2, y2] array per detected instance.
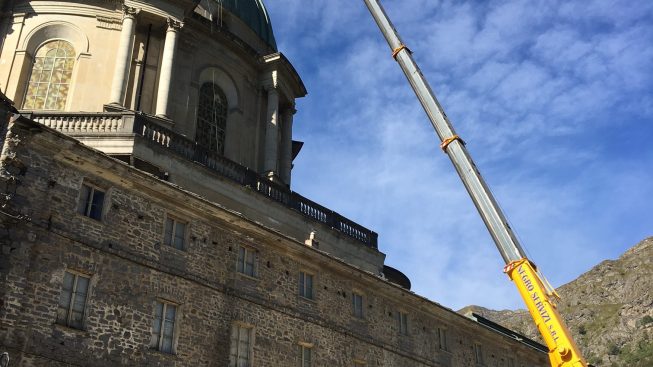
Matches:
[[220, 0, 277, 51], [383, 265, 411, 290]]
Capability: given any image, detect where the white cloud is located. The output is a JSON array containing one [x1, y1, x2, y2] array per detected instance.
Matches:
[[267, 0, 653, 310]]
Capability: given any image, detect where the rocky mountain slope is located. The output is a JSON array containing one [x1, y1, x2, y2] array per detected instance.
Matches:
[[460, 237, 653, 366]]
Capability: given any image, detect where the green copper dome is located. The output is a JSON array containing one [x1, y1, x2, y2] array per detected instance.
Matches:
[[221, 0, 277, 51]]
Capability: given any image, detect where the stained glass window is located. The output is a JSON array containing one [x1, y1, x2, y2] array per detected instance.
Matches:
[[23, 40, 75, 110], [196, 82, 228, 154]]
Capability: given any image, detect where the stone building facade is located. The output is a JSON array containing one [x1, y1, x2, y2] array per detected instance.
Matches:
[[0, 1, 548, 366]]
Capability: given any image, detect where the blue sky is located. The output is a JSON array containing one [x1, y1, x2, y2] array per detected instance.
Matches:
[[264, 0, 653, 311]]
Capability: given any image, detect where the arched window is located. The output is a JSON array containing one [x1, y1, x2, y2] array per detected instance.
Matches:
[[196, 82, 228, 154], [23, 40, 76, 110]]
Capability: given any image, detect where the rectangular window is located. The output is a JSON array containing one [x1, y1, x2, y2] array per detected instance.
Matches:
[[474, 343, 484, 364], [299, 344, 312, 367], [230, 325, 253, 367], [507, 358, 515, 367], [77, 183, 105, 220], [56, 271, 90, 329], [352, 293, 363, 319], [438, 327, 448, 351], [398, 311, 408, 335], [299, 271, 314, 299], [164, 216, 186, 250], [151, 301, 177, 354], [237, 246, 256, 277]]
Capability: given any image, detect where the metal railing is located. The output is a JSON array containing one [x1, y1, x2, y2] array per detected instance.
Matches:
[[26, 111, 378, 249]]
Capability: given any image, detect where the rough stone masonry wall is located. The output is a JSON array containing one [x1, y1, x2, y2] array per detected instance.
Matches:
[[0, 118, 549, 367]]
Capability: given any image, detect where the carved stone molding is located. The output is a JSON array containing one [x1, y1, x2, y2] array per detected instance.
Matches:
[[96, 15, 123, 30]]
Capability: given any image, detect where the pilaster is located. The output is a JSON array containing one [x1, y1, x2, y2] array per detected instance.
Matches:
[[1, 13, 27, 100]]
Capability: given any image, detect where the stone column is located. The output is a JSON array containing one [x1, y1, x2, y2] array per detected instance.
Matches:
[[109, 6, 139, 105], [155, 18, 182, 118], [263, 87, 279, 178], [279, 107, 296, 185]]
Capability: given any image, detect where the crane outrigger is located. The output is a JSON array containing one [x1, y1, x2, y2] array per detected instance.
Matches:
[[362, 1, 588, 366]]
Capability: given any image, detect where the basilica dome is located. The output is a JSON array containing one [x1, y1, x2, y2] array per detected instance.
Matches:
[[199, 0, 277, 51]]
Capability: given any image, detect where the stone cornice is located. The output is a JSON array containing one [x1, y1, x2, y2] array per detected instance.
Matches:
[[124, 0, 184, 23], [261, 52, 307, 99], [14, 1, 119, 19]]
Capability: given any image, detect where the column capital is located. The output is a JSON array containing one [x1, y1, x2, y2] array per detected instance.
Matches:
[[166, 17, 184, 32], [122, 5, 140, 19]]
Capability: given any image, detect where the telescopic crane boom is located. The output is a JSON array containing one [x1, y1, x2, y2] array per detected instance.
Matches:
[[362, 1, 588, 366]]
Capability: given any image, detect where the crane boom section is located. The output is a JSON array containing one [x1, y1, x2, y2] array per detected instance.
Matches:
[[362, 1, 588, 366], [363, 0, 525, 264], [506, 260, 587, 367]]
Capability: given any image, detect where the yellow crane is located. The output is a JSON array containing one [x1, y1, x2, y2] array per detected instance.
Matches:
[[362, 1, 588, 366]]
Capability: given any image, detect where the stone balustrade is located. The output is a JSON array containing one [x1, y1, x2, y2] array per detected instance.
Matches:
[[26, 112, 130, 134]]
